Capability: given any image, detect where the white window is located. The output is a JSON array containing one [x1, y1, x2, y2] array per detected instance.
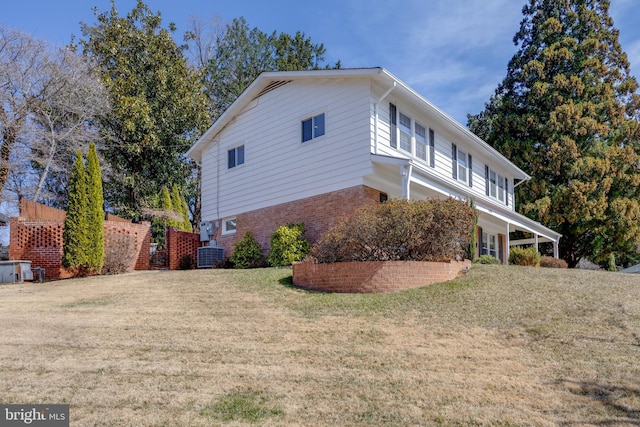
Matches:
[[482, 232, 497, 258], [389, 104, 433, 166], [415, 123, 427, 161], [222, 217, 237, 235], [302, 113, 325, 142], [457, 148, 468, 184], [399, 112, 412, 152], [228, 145, 244, 169], [486, 167, 506, 203]]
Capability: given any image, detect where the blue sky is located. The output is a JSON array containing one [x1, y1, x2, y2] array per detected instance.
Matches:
[[2, 0, 640, 125]]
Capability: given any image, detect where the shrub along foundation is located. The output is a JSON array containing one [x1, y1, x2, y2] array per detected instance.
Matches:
[[292, 259, 471, 293]]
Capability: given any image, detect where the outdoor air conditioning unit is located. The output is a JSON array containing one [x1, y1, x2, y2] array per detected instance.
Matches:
[[197, 245, 224, 268]]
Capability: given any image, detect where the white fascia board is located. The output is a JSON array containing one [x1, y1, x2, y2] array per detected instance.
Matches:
[[186, 67, 385, 162]]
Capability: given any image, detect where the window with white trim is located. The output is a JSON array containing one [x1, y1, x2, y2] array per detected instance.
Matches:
[[452, 144, 471, 185], [222, 217, 237, 235], [482, 232, 497, 258], [228, 145, 244, 169], [399, 112, 412, 152], [415, 123, 427, 161], [302, 113, 325, 142], [388, 103, 434, 166], [486, 166, 507, 204]]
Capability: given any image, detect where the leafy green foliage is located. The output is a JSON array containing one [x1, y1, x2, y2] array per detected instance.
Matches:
[[474, 255, 501, 265], [85, 142, 104, 273], [201, 17, 338, 118], [310, 199, 476, 263], [230, 231, 265, 269], [62, 149, 89, 272], [267, 223, 311, 267], [508, 247, 541, 267], [80, 1, 209, 219], [468, 0, 640, 267]]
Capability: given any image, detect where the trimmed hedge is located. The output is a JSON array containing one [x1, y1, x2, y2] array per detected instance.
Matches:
[[508, 247, 541, 267], [540, 256, 568, 268], [310, 198, 476, 263], [474, 255, 501, 265]]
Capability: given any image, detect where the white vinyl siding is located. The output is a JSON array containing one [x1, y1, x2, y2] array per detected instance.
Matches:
[[201, 79, 372, 220]]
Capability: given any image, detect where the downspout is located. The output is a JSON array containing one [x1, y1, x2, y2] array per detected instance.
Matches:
[[401, 163, 413, 200], [373, 81, 396, 154]]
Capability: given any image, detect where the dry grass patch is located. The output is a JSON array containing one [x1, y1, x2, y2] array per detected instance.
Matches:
[[0, 267, 638, 426]]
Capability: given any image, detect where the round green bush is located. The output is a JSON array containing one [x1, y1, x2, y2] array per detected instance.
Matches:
[[230, 232, 264, 269]]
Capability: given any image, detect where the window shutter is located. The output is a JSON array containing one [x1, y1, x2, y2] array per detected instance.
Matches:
[[498, 234, 505, 263], [478, 227, 483, 256], [389, 103, 397, 149], [468, 154, 473, 187], [429, 128, 435, 168], [452, 143, 457, 180], [485, 165, 490, 196], [505, 177, 509, 206]]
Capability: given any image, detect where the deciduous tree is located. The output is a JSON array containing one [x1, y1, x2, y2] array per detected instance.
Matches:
[[468, 0, 640, 267], [80, 0, 209, 219]]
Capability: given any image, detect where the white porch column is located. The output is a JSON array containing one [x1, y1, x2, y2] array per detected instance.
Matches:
[[401, 164, 412, 200], [505, 223, 510, 265]]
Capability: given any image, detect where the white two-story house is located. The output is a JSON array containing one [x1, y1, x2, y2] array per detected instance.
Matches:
[[187, 67, 561, 263]]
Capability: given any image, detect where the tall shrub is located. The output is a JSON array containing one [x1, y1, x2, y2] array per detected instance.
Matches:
[[267, 223, 311, 267], [85, 142, 104, 273], [62, 149, 89, 272]]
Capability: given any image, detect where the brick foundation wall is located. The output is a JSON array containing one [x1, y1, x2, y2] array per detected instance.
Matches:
[[166, 227, 200, 270], [292, 259, 471, 293], [214, 185, 382, 257]]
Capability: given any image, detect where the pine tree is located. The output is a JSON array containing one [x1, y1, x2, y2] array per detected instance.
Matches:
[[85, 142, 104, 273], [468, 0, 640, 267], [62, 149, 89, 273]]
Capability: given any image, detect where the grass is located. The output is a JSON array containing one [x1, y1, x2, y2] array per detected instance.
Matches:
[[0, 266, 638, 425]]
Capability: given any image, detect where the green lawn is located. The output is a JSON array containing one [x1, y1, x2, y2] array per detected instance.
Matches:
[[0, 265, 638, 426]]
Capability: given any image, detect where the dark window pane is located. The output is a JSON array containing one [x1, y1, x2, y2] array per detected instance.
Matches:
[[314, 113, 325, 138], [228, 148, 235, 168], [237, 145, 245, 165], [302, 118, 313, 142]]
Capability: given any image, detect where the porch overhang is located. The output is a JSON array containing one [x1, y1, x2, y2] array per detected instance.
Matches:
[[370, 154, 562, 260]]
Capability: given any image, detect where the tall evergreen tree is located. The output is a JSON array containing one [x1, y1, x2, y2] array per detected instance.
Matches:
[[62, 149, 89, 272], [171, 184, 191, 232], [468, 0, 640, 267], [85, 142, 104, 273]]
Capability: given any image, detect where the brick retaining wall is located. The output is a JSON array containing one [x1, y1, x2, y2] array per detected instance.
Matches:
[[292, 260, 471, 293]]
